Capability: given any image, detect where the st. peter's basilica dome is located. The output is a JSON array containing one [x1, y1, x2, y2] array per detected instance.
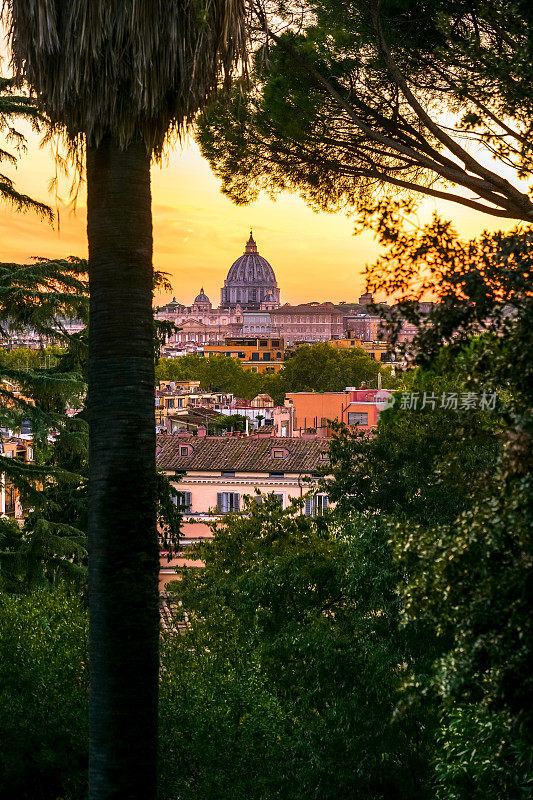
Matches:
[[220, 232, 280, 310]]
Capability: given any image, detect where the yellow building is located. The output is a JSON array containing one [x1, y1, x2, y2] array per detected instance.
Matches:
[[204, 337, 285, 373], [328, 333, 393, 362], [156, 382, 202, 425]]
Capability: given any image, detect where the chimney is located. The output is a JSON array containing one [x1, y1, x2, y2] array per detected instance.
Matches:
[[197, 425, 207, 438]]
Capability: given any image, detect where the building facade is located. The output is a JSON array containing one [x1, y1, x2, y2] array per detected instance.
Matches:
[[204, 337, 285, 373], [328, 333, 394, 362], [273, 388, 394, 436], [270, 303, 344, 345], [157, 434, 330, 523]]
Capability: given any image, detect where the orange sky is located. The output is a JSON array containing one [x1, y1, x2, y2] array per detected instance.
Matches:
[[0, 121, 517, 307]]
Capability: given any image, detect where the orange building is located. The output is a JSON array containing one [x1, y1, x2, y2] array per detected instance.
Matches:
[[275, 388, 393, 436], [204, 337, 284, 373]]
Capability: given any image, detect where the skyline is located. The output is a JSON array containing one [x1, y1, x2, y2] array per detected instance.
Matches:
[[0, 123, 517, 307]]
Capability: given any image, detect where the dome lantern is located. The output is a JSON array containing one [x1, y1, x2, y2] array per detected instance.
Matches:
[[244, 230, 258, 254]]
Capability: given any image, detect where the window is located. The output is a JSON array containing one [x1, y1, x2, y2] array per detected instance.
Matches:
[[272, 340, 280, 347], [276, 352, 282, 359], [172, 491, 192, 511], [269, 472, 284, 478], [348, 412, 368, 426], [262, 352, 271, 360], [217, 492, 240, 513], [238, 352, 246, 358], [272, 449, 285, 459], [251, 352, 260, 361], [256, 493, 283, 508], [221, 470, 235, 478], [304, 494, 329, 517], [166, 398, 174, 408], [180, 446, 190, 456], [259, 339, 268, 347]]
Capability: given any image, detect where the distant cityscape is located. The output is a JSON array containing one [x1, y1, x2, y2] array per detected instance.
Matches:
[[155, 231, 427, 357], [2, 232, 430, 356], [1, 232, 417, 543]]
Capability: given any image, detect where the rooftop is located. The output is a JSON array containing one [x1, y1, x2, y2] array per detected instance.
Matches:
[[156, 434, 329, 473]]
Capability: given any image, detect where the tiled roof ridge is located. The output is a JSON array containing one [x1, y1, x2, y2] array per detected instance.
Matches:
[[156, 433, 329, 473]]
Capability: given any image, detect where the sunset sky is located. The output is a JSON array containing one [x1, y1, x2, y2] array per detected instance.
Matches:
[[0, 121, 517, 307]]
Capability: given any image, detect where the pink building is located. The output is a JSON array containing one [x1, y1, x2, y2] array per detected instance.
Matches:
[[156, 433, 331, 586]]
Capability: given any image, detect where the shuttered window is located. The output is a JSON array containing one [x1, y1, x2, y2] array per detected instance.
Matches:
[[173, 491, 192, 511], [304, 494, 329, 517], [217, 492, 240, 513]]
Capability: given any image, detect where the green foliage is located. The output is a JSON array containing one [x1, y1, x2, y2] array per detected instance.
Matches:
[[282, 341, 398, 392], [160, 498, 433, 799], [211, 412, 247, 433], [155, 343, 397, 405], [0, 256, 88, 443], [157, 470, 184, 558], [0, 258, 89, 592], [433, 705, 533, 800], [393, 465, 533, 729], [327, 350, 501, 525], [0, 76, 51, 218], [197, 1, 533, 220], [364, 207, 533, 412], [0, 587, 88, 800], [325, 207, 533, 797]]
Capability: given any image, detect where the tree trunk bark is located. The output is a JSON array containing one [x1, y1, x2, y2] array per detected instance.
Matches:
[[87, 134, 158, 799]]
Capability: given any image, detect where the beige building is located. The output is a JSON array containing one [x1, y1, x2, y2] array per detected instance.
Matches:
[[270, 302, 343, 344]]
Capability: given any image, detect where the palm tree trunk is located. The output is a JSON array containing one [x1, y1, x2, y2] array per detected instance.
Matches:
[[87, 134, 158, 799]]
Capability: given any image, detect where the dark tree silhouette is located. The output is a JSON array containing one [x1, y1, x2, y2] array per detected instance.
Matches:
[[2, 2, 246, 797]]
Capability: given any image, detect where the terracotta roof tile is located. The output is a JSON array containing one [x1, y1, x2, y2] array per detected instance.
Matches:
[[156, 434, 329, 473]]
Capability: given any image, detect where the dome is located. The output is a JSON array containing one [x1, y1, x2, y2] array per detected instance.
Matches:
[[194, 288, 210, 305], [191, 287, 212, 311], [162, 296, 184, 311], [221, 232, 280, 310], [225, 233, 277, 285]]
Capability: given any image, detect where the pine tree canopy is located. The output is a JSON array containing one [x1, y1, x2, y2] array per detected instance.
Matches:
[[0, 76, 52, 218], [197, 0, 533, 221]]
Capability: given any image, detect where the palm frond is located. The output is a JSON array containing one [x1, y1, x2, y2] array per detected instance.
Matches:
[[4, 0, 248, 154]]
